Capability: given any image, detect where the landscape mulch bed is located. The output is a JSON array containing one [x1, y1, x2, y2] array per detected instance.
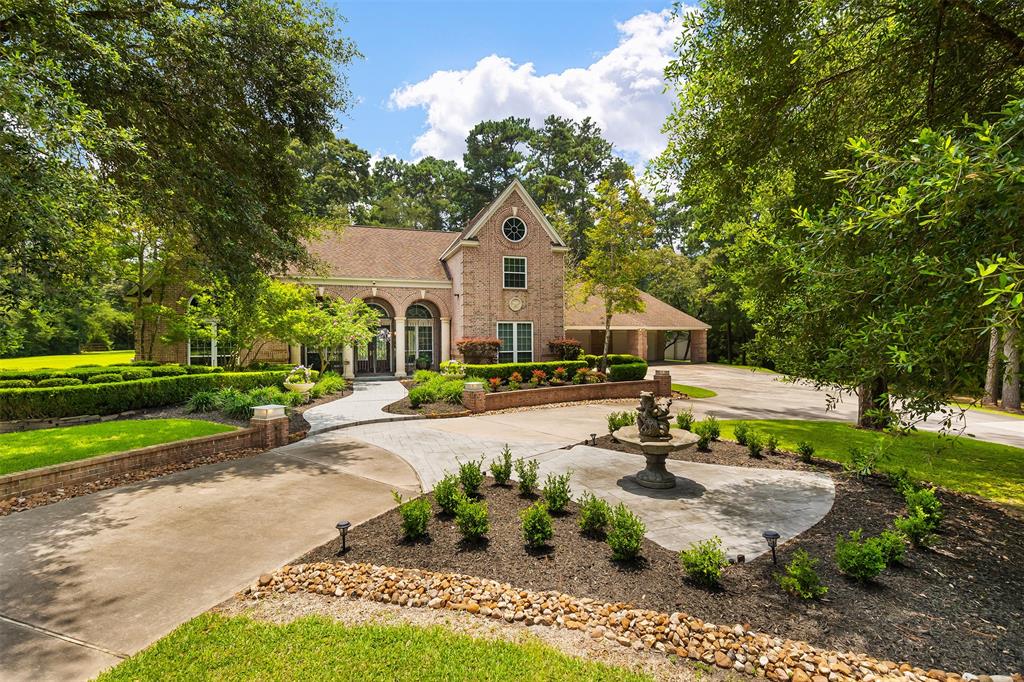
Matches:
[[299, 442, 1024, 675]]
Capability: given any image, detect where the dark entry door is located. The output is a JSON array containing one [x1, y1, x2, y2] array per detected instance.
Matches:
[[357, 326, 392, 375]]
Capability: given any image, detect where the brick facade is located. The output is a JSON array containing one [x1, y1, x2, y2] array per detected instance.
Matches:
[[0, 416, 289, 500]]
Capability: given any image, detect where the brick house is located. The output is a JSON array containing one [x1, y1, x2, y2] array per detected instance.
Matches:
[[137, 180, 708, 377]]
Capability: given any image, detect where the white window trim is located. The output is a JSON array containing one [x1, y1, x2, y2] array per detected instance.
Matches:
[[501, 216, 527, 243], [496, 321, 533, 363], [502, 256, 528, 290], [186, 295, 218, 367]]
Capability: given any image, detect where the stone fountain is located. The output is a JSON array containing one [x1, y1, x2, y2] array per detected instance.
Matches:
[[613, 392, 699, 489]]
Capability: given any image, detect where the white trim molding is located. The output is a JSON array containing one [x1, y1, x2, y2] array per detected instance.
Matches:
[[280, 276, 452, 289]]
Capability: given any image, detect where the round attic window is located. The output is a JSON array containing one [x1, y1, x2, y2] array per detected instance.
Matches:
[[502, 216, 527, 242]]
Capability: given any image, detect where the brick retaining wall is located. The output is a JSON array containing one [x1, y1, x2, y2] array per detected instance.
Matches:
[[464, 371, 670, 413], [0, 415, 289, 500]]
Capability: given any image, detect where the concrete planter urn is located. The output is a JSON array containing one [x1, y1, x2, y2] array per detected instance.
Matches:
[[284, 381, 315, 394]]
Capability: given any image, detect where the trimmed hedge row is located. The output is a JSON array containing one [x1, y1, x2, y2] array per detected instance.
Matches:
[[608, 362, 648, 382], [582, 354, 644, 367], [464, 361, 588, 382], [0, 363, 223, 382], [0, 371, 287, 420]]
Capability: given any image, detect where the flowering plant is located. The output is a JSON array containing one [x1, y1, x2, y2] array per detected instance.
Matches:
[[488, 377, 502, 390], [530, 369, 547, 385], [509, 371, 523, 383], [285, 365, 313, 384], [440, 360, 466, 377]]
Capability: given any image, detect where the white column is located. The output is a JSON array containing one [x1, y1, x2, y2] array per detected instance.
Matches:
[[289, 344, 301, 365], [209, 321, 218, 368], [440, 317, 451, 363], [394, 317, 407, 377], [342, 344, 355, 380]]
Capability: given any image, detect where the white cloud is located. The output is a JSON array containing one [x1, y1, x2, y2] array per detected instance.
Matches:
[[388, 9, 681, 164]]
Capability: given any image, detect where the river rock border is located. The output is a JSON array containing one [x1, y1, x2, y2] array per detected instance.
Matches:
[[244, 561, 1017, 682]]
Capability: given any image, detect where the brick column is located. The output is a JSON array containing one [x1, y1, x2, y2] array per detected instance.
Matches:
[[463, 381, 486, 413], [690, 330, 708, 364], [654, 370, 672, 397], [250, 405, 290, 448]]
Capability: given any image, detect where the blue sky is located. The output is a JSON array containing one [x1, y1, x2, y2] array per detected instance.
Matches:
[[332, 0, 679, 165]]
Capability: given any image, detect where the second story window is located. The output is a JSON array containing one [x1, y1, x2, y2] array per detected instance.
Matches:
[[503, 256, 527, 289]]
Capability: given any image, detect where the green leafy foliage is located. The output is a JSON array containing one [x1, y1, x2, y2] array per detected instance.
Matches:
[[893, 508, 936, 547], [875, 529, 907, 566], [514, 458, 540, 495], [733, 422, 751, 446], [186, 391, 219, 413], [455, 498, 489, 542], [606, 503, 646, 562], [541, 472, 572, 513], [408, 374, 465, 407], [678, 537, 729, 587], [392, 492, 431, 541], [434, 474, 465, 515], [489, 445, 513, 485], [0, 371, 287, 420], [0, 380, 33, 389], [413, 370, 438, 384], [607, 410, 636, 434], [35, 377, 83, 387], [675, 409, 694, 431], [903, 486, 943, 527], [778, 549, 828, 600], [87, 373, 123, 384], [607, 362, 648, 382], [315, 373, 346, 395], [834, 530, 886, 582], [464, 361, 587, 383], [520, 501, 554, 548], [458, 458, 485, 497], [577, 492, 611, 536], [846, 443, 888, 478], [693, 420, 714, 451], [746, 431, 764, 457], [702, 415, 721, 440], [581, 354, 644, 367], [764, 433, 779, 454], [797, 441, 815, 463]]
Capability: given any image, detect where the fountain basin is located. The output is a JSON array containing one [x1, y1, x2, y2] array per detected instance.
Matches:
[[612, 425, 700, 489]]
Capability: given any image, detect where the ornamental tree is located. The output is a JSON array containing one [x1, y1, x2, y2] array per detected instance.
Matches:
[[292, 295, 380, 373], [577, 174, 654, 372]]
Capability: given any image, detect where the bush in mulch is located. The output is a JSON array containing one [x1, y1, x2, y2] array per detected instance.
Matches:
[[299, 455, 1024, 675]]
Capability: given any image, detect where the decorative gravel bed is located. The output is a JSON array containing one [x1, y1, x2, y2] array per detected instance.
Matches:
[[297, 464, 1024, 675]]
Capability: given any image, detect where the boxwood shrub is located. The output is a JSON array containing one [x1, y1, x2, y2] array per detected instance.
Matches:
[[35, 377, 83, 387], [0, 371, 287, 420], [607, 362, 648, 382], [0, 379, 33, 389], [0, 363, 180, 382], [464, 360, 587, 382], [582, 354, 644, 367], [86, 373, 123, 384]]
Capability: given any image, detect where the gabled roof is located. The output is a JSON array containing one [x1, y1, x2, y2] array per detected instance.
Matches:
[[294, 226, 456, 282], [565, 285, 710, 331], [453, 179, 567, 251]]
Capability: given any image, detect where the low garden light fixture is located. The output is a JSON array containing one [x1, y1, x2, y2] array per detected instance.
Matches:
[[762, 529, 780, 565], [336, 520, 352, 554], [590, 433, 597, 446]]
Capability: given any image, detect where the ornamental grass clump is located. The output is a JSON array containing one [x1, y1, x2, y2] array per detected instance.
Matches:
[[455, 497, 489, 542], [675, 409, 694, 431], [520, 501, 554, 548], [187, 390, 219, 413], [434, 474, 465, 515], [778, 549, 828, 599], [577, 492, 611, 536], [834, 529, 886, 582], [607, 503, 646, 561], [489, 445, 513, 485], [392, 491, 430, 541], [514, 457, 539, 495], [457, 458, 485, 497], [678, 536, 729, 588], [541, 472, 572, 513]]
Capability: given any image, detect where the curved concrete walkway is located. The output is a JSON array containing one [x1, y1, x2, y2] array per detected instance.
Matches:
[[303, 378, 417, 434], [343, 409, 835, 561]]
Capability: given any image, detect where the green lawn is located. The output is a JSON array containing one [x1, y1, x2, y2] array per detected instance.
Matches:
[[0, 350, 135, 371], [96, 614, 652, 682], [0, 419, 235, 475], [671, 383, 717, 398], [717, 419, 1024, 507]]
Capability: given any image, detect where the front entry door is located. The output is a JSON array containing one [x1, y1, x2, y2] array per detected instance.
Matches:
[[357, 325, 392, 375]]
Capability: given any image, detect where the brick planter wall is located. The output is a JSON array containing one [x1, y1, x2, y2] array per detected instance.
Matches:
[[464, 371, 670, 413], [0, 415, 289, 500]]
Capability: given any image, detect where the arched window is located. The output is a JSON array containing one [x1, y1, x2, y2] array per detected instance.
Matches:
[[405, 304, 434, 370]]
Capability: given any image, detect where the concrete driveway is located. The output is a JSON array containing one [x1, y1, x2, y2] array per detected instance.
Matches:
[[0, 434, 419, 682], [655, 363, 1024, 448]]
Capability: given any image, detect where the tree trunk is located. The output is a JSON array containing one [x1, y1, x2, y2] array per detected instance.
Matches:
[[857, 376, 892, 430], [600, 311, 612, 373], [983, 327, 1001, 406], [1002, 326, 1021, 412], [726, 317, 733, 364]]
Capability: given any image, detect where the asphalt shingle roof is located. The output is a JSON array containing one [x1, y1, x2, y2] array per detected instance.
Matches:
[[301, 226, 457, 281], [565, 286, 710, 330]]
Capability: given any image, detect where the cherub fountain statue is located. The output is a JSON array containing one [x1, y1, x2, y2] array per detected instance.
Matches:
[[612, 391, 699, 489]]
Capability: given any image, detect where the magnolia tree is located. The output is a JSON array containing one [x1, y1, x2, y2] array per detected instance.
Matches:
[[292, 295, 380, 373]]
